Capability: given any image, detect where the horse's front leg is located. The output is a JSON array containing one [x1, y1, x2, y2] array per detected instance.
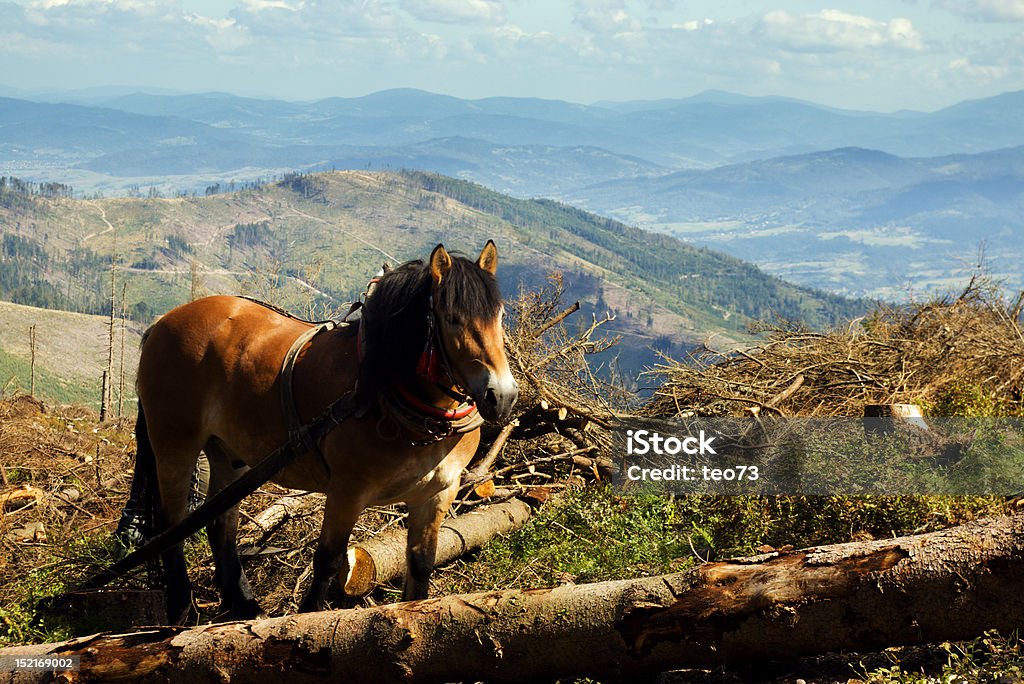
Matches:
[[299, 490, 363, 613], [403, 483, 459, 602]]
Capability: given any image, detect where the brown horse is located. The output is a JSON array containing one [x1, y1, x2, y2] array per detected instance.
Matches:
[[132, 242, 517, 622]]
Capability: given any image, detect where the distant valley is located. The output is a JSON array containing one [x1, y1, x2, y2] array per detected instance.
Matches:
[[574, 146, 1024, 298]]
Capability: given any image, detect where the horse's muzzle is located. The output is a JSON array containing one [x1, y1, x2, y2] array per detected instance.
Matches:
[[475, 375, 519, 423]]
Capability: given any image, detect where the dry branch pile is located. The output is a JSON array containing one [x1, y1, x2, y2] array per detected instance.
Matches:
[[646, 276, 1024, 418], [0, 397, 131, 562]]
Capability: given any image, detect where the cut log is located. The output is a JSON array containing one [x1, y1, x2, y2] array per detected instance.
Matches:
[[861, 403, 969, 463], [6, 513, 1024, 683], [864, 403, 930, 434], [343, 498, 533, 596]]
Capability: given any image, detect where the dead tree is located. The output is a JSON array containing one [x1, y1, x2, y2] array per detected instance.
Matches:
[[27, 325, 36, 397], [5, 513, 1024, 683]]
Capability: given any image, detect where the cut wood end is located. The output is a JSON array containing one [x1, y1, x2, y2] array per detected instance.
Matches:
[[342, 546, 376, 597], [1, 485, 44, 513], [864, 403, 924, 418]]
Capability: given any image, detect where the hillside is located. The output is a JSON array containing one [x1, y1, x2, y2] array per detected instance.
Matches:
[[0, 170, 866, 378], [4, 88, 1024, 301], [0, 300, 142, 407]]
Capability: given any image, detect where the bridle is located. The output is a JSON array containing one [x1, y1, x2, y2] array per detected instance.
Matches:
[[357, 278, 485, 443], [413, 294, 477, 409]]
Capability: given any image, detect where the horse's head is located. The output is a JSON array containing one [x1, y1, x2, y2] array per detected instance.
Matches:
[[429, 241, 519, 423]]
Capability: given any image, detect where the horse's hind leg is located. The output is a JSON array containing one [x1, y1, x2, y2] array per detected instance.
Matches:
[[151, 446, 202, 624], [145, 415, 207, 625], [403, 483, 460, 602], [203, 442, 263, 620]]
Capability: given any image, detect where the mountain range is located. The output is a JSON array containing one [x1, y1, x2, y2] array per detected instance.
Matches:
[[1, 86, 1022, 297]]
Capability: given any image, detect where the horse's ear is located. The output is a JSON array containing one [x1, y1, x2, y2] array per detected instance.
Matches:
[[429, 244, 452, 286], [477, 240, 498, 276]]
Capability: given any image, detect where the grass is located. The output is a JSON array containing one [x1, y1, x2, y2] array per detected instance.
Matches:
[[859, 631, 1024, 683], [437, 486, 1008, 597], [0, 300, 142, 408], [0, 347, 97, 406]]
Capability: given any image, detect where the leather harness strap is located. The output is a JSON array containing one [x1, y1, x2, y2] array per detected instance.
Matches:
[[280, 321, 338, 474], [381, 382, 485, 446]]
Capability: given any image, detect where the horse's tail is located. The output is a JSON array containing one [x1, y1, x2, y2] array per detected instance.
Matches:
[[113, 402, 158, 546]]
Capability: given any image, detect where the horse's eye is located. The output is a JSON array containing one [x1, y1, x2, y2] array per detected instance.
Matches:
[[447, 314, 462, 326]]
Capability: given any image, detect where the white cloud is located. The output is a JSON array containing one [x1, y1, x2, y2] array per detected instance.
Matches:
[[240, 0, 300, 11], [185, 14, 252, 51], [229, 0, 403, 39], [481, 24, 574, 63], [949, 56, 1010, 79], [239, 0, 299, 10], [641, 0, 681, 10], [756, 9, 924, 53], [400, 0, 506, 26], [936, 0, 1024, 21], [573, 0, 641, 34], [673, 18, 713, 32]]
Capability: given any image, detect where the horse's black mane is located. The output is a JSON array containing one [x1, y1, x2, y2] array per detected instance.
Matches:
[[359, 253, 502, 398]]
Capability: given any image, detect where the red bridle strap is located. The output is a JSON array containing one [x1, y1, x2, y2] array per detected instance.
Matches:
[[394, 381, 478, 421]]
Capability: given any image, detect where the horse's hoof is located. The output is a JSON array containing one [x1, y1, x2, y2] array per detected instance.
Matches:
[[167, 605, 199, 626]]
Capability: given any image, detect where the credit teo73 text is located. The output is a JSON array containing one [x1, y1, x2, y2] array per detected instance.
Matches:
[[623, 429, 759, 483], [625, 464, 760, 482]]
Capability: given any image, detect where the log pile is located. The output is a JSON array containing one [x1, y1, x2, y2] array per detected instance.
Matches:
[[645, 276, 1024, 418]]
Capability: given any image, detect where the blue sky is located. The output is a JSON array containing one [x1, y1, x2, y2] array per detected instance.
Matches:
[[3, 0, 1024, 110]]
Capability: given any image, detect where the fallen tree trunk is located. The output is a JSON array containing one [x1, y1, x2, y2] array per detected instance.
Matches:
[[343, 497, 533, 596], [5, 513, 1024, 683]]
